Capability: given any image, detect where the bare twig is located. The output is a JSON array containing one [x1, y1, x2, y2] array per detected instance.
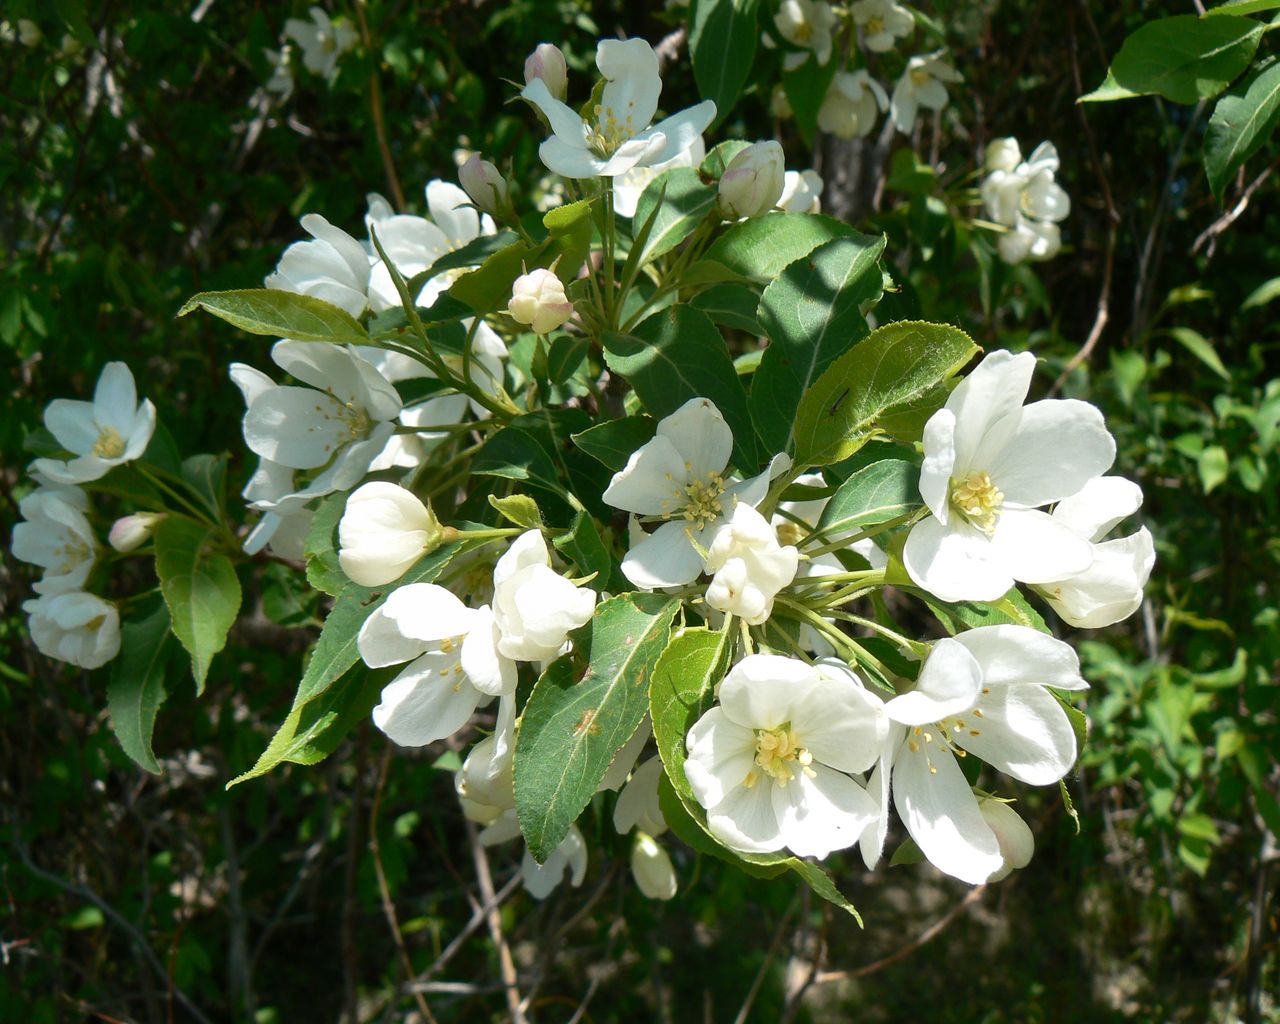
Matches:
[[813, 884, 988, 983], [466, 818, 528, 1024], [354, 0, 406, 211], [1192, 161, 1278, 259], [408, 872, 522, 990], [733, 895, 798, 1024]]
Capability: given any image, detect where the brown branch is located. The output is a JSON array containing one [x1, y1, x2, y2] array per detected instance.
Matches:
[[733, 894, 798, 1024], [466, 818, 528, 1024], [813, 884, 988, 984], [1192, 160, 1278, 259], [354, 0, 406, 211]]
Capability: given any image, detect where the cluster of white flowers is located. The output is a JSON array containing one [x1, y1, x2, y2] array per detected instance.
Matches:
[[263, 6, 357, 102], [11, 363, 159, 669], [980, 138, 1071, 264]]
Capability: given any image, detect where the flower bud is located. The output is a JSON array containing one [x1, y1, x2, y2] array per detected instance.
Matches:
[[524, 42, 568, 101], [17, 19, 42, 46], [985, 137, 1022, 174], [717, 140, 786, 219], [338, 482, 445, 587], [770, 84, 793, 120], [460, 154, 510, 217], [109, 512, 163, 553], [508, 267, 574, 334], [980, 800, 1035, 881], [704, 503, 799, 624], [631, 833, 678, 900]]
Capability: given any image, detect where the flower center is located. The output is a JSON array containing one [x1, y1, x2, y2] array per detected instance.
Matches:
[[866, 16, 884, 34], [343, 402, 372, 442], [679, 473, 726, 530], [588, 104, 637, 158], [792, 22, 814, 43], [910, 67, 931, 87], [92, 426, 126, 459], [54, 537, 92, 574], [776, 521, 804, 547], [949, 471, 1004, 534], [744, 725, 814, 788]]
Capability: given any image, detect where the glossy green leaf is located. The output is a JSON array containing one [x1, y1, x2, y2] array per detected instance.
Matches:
[[921, 588, 1051, 636], [544, 199, 594, 281], [752, 233, 887, 454], [1205, 0, 1280, 15], [107, 600, 174, 775], [571, 416, 656, 471], [1204, 58, 1280, 196], [792, 320, 978, 467], [488, 493, 543, 530], [782, 50, 840, 144], [1167, 326, 1231, 380], [603, 305, 758, 470], [703, 212, 857, 282], [177, 289, 369, 344], [689, 0, 760, 128], [814, 459, 920, 538], [515, 593, 679, 862], [632, 167, 717, 264], [447, 238, 542, 315], [553, 509, 617, 591], [689, 282, 764, 334], [154, 516, 242, 693], [303, 491, 349, 598]]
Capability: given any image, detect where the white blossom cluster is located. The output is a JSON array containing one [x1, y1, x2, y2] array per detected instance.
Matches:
[[11, 363, 159, 669], [981, 137, 1071, 264], [263, 6, 358, 103]]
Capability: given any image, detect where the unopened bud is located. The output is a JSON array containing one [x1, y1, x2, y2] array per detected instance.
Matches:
[[17, 19, 42, 46], [508, 267, 574, 334], [109, 512, 163, 553], [717, 140, 786, 219], [524, 42, 568, 101], [985, 137, 1022, 174], [631, 833, 677, 900], [338, 482, 444, 587], [770, 84, 793, 120], [460, 154, 510, 217], [980, 799, 1035, 881]]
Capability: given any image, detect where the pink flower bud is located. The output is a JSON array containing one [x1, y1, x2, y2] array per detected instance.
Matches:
[[524, 42, 568, 101], [717, 140, 786, 220], [459, 154, 510, 216], [108, 512, 163, 553], [508, 268, 574, 334]]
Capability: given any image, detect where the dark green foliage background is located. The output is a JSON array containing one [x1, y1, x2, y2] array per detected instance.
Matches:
[[0, 1, 1276, 1021]]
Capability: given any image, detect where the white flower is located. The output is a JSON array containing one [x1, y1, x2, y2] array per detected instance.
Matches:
[[614, 136, 706, 219], [599, 719, 653, 792], [770, 84, 794, 120], [1033, 476, 1156, 628], [903, 350, 1116, 603], [25, 591, 120, 669], [985, 137, 1023, 174], [613, 756, 668, 837], [890, 52, 962, 134], [508, 267, 574, 334], [980, 139, 1070, 265], [459, 154, 510, 217], [631, 833, 678, 900], [366, 180, 498, 313], [817, 70, 889, 140], [852, 0, 914, 52], [242, 341, 400, 485], [981, 800, 1035, 881], [108, 512, 163, 553], [704, 504, 798, 624], [521, 38, 716, 179], [358, 583, 502, 747], [777, 170, 823, 214], [11, 487, 97, 594], [264, 46, 294, 102], [266, 214, 370, 318], [522, 824, 588, 899], [338, 483, 445, 587], [884, 625, 1087, 883], [717, 141, 786, 220], [774, 0, 837, 69], [603, 397, 781, 589], [282, 6, 356, 78], [490, 530, 596, 662], [34, 363, 156, 486], [685, 655, 885, 857], [524, 42, 568, 101], [997, 217, 1062, 264]]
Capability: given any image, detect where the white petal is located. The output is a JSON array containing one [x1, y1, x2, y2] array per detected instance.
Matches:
[[706, 776, 786, 854], [919, 409, 957, 521], [657, 397, 732, 480], [989, 399, 1116, 508], [1052, 476, 1143, 542], [602, 435, 689, 515], [980, 799, 1035, 880], [954, 682, 1078, 785], [521, 77, 589, 145], [621, 520, 706, 589], [426, 180, 482, 247], [44, 400, 100, 454], [537, 137, 609, 179], [886, 638, 983, 726], [597, 38, 661, 136], [946, 350, 1036, 469], [773, 764, 876, 858], [380, 583, 476, 645], [684, 708, 757, 809], [994, 508, 1094, 585], [93, 362, 139, 434], [859, 722, 904, 870], [243, 387, 350, 469], [892, 734, 1003, 884], [357, 605, 430, 668], [719, 654, 817, 730], [952, 624, 1087, 691], [636, 102, 718, 167], [459, 606, 516, 696], [903, 515, 1013, 603], [1039, 529, 1155, 629], [792, 660, 886, 773], [372, 651, 484, 746]]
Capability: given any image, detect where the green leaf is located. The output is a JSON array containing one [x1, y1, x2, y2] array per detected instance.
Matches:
[[1205, 0, 1280, 16], [179, 453, 228, 521], [553, 509, 618, 591], [304, 491, 350, 597], [107, 600, 174, 775], [1198, 445, 1230, 493], [782, 51, 840, 145], [177, 289, 368, 344], [543, 199, 595, 281], [1241, 275, 1280, 308], [571, 416, 656, 471], [406, 231, 519, 297], [689, 0, 760, 128], [1204, 58, 1280, 196], [649, 628, 861, 920], [472, 425, 567, 496], [703, 213, 857, 282], [447, 238, 543, 315], [154, 517, 242, 693], [515, 593, 679, 862], [488, 494, 543, 530], [921, 588, 1051, 636], [632, 168, 717, 264], [690, 283, 764, 334], [752, 233, 887, 454], [603, 305, 758, 471], [1080, 69, 1144, 103], [792, 320, 979, 467], [546, 334, 589, 386], [814, 459, 920, 538], [1166, 326, 1231, 380], [1093, 15, 1266, 105]]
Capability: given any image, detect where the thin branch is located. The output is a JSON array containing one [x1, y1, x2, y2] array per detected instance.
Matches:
[[466, 818, 528, 1024], [1192, 161, 1278, 259], [354, 0, 406, 211], [407, 872, 522, 990], [813, 884, 988, 983], [733, 895, 798, 1024]]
